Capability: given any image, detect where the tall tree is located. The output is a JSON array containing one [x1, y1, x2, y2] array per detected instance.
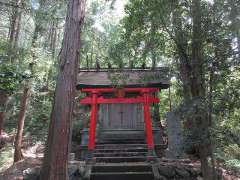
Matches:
[[190, 0, 213, 179], [171, 0, 192, 101], [8, 0, 23, 63], [40, 0, 86, 179], [13, 64, 33, 162], [14, 0, 44, 162], [173, 0, 214, 178], [121, 0, 219, 179]]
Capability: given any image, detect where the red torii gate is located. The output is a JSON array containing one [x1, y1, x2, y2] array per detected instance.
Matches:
[[80, 87, 160, 152]]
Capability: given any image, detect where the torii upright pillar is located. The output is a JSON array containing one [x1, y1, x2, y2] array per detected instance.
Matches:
[[143, 90, 154, 150], [88, 91, 98, 157]]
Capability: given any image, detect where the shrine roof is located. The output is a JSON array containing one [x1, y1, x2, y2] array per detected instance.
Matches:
[[77, 67, 170, 89]]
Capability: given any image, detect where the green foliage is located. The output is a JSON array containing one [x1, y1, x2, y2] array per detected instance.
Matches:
[[224, 159, 240, 172], [0, 0, 62, 144], [80, 0, 126, 68], [224, 144, 240, 160], [0, 145, 14, 173], [0, 64, 19, 93], [24, 93, 53, 141], [215, 144, 240, 172], [0, 41, 30, 94]]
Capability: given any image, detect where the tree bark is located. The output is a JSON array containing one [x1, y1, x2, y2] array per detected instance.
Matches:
[[191, 0, 205, 97], [14, 83, 31, 162], [0, 113, 4, 136], [191, 0, 213, 179], [50, 19, 58, 59], [8, 0, 23, 63], [52, 21, 58, 59], [151, 51, 156, 69], [168, 86, 172, 111], [208, 66, 214, 126], [39, 0, 86, 179], [171, 0, 192, 101], [170, 0, 216, 178], [0, 91, 8, 136]]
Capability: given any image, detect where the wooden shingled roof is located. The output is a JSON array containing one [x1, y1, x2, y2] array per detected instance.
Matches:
[[77, 67, 170, 89]]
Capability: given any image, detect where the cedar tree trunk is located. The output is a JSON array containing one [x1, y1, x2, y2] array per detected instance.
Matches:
[[14, 84, 31, 162], [13, 28, 39, 162], [40, 0, 86, 179], [0, 91, 8, 136], [9, 0, 23, 63]]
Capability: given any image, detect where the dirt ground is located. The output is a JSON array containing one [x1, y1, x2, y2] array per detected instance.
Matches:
[[0, 157, 42, 180], [0, 132, 44, 180]]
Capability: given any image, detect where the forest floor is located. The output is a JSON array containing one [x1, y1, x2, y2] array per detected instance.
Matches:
[[0, 132, 239, 180], [0, 132, 44, 180]]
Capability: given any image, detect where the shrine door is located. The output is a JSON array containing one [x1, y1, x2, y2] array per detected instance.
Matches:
[[99, 104, 144, 130]]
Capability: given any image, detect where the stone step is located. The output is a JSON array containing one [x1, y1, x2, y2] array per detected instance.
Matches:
[[94, 151, 147, 157], [90, 172, 154, 180], [98, 138, 146, 141], [94, 147, 148, 153], [95, 143, 147, 149], [100, 134, 146, 137], [99, 137, 146, 141], [79, 144, 166, 150], [98, 142, 146, 145], [92, 162, 152, 173], [98, 140, 146, 144], [95, 156, 154, 163]]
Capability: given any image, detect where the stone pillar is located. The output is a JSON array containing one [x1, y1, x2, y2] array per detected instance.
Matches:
[[166, 111, 183, 158]]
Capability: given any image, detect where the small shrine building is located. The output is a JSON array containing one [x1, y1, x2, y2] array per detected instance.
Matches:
[[77, 67, 170, 159]]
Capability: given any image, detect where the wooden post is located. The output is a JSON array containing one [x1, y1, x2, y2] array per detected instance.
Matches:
[[143, 91, 154, 150], [88, 92, 98, 150]]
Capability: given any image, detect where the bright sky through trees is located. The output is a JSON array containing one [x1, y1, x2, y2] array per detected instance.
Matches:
[[88, 0, 127, 32]]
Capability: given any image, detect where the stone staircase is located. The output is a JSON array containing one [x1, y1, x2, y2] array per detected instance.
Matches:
[[69, 130, 202, 180], [88, 131, 156, 180], [90, 163, 153, 180]]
